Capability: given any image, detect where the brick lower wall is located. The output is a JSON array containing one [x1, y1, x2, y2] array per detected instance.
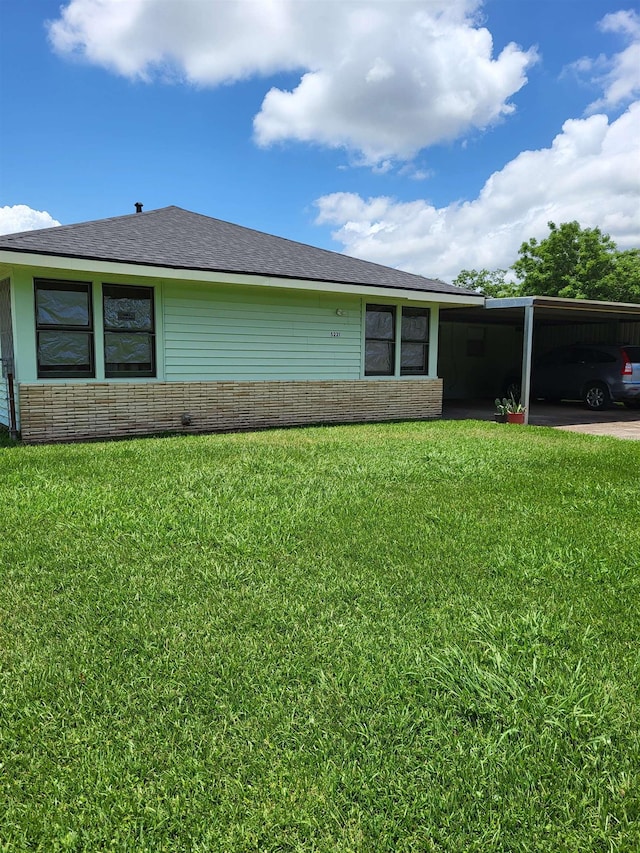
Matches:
[[18, 379, 443, 443]]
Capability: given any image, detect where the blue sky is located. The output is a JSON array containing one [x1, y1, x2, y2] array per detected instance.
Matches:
[[0, 0, 638, 281]]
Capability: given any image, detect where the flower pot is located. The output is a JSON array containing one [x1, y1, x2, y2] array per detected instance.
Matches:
[[494, 413, 508, 423], [507, 412, 525, 424]]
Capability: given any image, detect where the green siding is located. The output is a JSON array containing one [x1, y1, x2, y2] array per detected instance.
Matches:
[[6, 267, 164, 385], [163, 283, 362, 380], [0, 277, 13, 426], [5, 266, 444, 390]]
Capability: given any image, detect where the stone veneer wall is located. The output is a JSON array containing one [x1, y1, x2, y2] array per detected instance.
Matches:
[[18, 379, 443, 443]]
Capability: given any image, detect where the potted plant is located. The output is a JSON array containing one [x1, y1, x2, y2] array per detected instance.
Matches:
[[494, 398, 508, 423], [505, 396, 525, 424]]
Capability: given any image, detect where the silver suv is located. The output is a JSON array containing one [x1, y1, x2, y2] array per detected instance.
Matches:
[[530, 345, 640, 410]]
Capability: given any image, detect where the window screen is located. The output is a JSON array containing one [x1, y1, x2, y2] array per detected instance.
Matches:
[[35, 280, 94, 378], [103, 285, 155, 377], [400, 307, 430, 375], [365, 305, 395, 375]]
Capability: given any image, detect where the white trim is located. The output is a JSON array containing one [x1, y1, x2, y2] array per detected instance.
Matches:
[[428, 306, 439, 378], [0, 251, 485, 308], [521, 304, 535, 425], [486, 295, 640, 313], [394, 305, 402, 376], [362, 300, 436, 379]]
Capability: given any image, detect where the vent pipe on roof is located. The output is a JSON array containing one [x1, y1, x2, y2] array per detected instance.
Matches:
[[134, 202, 143, 213]]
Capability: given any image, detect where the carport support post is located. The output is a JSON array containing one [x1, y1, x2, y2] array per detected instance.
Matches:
[[521, 304, 534, 425]]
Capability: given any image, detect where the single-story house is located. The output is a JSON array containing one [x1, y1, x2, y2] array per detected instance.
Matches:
[[0, 205, 483, 442]]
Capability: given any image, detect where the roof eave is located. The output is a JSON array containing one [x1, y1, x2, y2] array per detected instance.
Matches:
[[486, 295, 640, 314], [0, 249, 483, 305]]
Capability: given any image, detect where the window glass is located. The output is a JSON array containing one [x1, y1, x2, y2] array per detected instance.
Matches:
[[401, 307, 429, 375], [366, 308, 395, 340], [624, 347, 640, 363], [401, 342, 427, 372], [103, 285, 155, 377], [554, 349, 577, 365], [365, 305, 395, 375], [34, 279, 94, 378], [364, 303, 431, 377], [401, 311, 429, 342], [587, 349, 616, 364], [366, 341, 394, 374], [36, 288, 90, 327], [104, 287, 153, 331], [38, 331, 92, 369], [105, 332, 153, 365]]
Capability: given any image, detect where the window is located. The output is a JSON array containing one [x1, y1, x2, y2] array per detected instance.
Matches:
[[365, 304, 395, 375], [103, 285, 155, 377], [584, 348, 616, 364], [401, 307, 430, 375], [35, 279, 94, 378], [365, 304, 430, 376]]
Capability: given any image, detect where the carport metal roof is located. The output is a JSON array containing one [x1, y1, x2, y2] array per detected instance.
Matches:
[[441, 295, 640, 325], [486, 295, 640, 323], [441, 295, 640, 424]]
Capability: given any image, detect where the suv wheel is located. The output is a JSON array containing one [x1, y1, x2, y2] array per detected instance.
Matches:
[[583, 382, 610, 411]]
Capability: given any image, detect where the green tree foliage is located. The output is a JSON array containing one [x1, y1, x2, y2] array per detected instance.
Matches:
[[455, 223, 640, 303], [512, 221, 618, 299], [601, 248, 640, 304], [453, 268, 520, 297]]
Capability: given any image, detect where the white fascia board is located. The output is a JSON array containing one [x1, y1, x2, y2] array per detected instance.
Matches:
[[485, 297, 534, 310], [0, 250, 484, 307], [486, 295, 640, 313]]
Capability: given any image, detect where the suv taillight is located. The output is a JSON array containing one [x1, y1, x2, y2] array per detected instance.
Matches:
[[621, 350, 633, 375]]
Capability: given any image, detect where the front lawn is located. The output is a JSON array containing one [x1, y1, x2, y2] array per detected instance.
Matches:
[[1, 421, 639, 851]]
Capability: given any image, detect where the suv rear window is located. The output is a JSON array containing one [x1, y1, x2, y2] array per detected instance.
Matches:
[[585, 349, 617, 363], [623, 347, 640, 363]]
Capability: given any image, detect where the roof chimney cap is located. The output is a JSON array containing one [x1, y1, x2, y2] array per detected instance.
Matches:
[[134, 202, 143, 213]]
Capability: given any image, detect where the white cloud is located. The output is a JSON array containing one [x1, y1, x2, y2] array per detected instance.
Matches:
[[48, 0, 536, 164], [569, 9, 640, 112], [0, 205, 61, 236], [253, 4, 536, 163], [315, 103, 640, 281], [48, 0, 306, 82]]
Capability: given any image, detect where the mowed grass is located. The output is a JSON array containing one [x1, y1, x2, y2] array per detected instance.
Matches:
[[0, 421, 639, 852]]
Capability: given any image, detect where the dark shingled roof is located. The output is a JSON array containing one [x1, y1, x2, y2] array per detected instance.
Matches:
[[0, 205, 476, 296]]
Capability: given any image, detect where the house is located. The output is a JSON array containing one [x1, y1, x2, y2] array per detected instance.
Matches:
[[0, 205, 483, 442]]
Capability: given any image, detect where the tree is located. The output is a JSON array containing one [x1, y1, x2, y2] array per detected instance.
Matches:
[[454, 223, 640, 303], [601, 249, 640, 304], [453, 268, 520, 298], [512, 221, 618, 300]]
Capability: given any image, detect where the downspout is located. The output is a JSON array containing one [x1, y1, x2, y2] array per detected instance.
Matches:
[[7, 371, 17, 439], [521, 304, 535, 425]]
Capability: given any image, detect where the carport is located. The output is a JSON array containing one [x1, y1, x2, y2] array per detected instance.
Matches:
[[439, 295, 640, 424]]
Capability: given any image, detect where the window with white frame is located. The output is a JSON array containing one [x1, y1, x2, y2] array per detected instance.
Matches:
[[103, 284, 155, 377], [34, 279, 94, 378], [365, 303, 430, 376], [365, 304, 396, 375], [400, 307, 430, 375]]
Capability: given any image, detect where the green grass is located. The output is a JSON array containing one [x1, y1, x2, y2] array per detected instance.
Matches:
[[1, 420, 639, 852]]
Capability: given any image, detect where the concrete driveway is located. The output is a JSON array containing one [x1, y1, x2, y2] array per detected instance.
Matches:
[[442, 400, 640, 440]]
